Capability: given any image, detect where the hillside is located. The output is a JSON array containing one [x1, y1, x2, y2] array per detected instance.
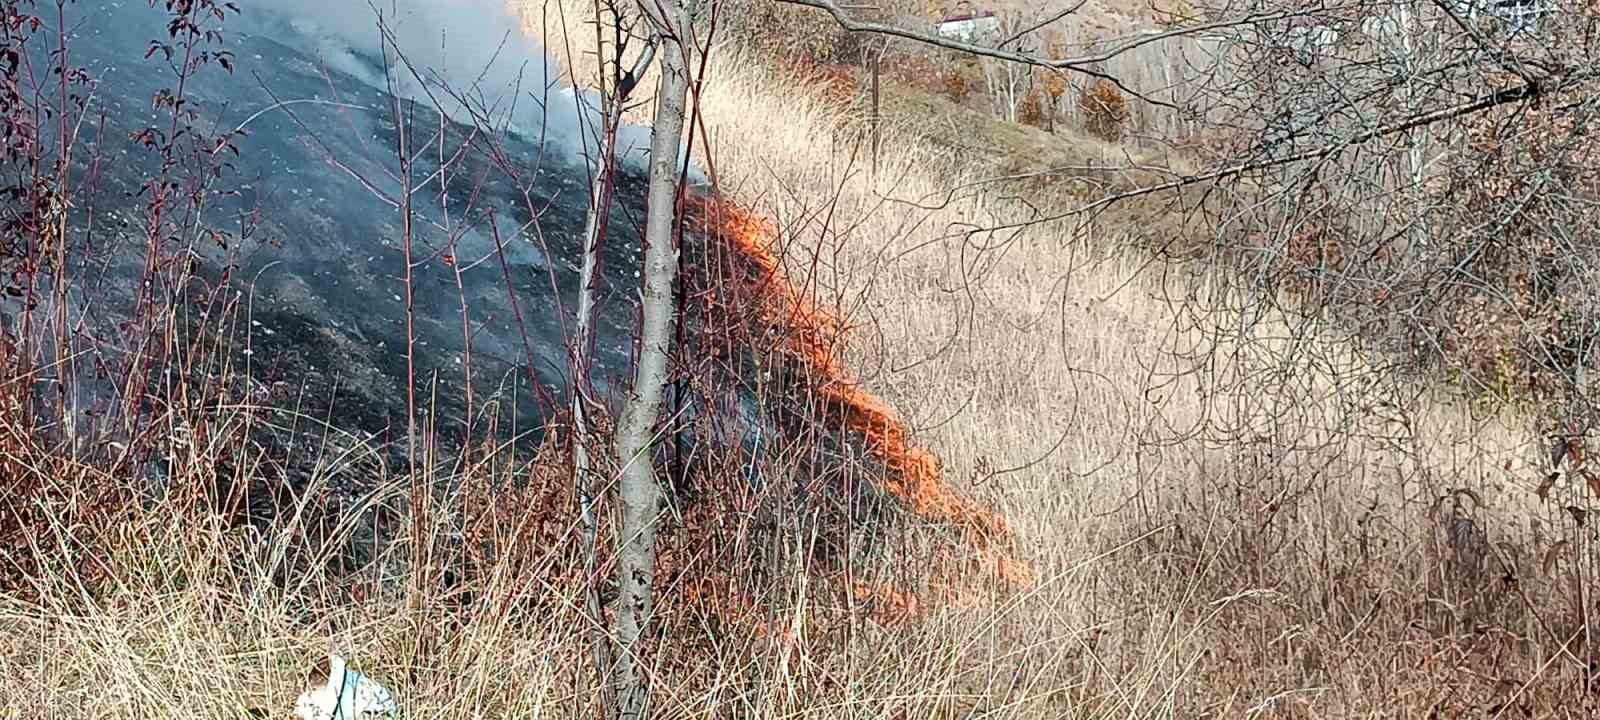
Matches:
[[526, 0, 1595, 716], [5, 0, 1597, 718]]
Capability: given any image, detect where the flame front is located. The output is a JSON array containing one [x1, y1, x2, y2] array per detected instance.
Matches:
[[691, 195, 1035, 592]]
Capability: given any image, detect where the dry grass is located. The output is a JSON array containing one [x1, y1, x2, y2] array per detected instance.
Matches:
[[521, 2, 1600, 715], [5, 2, 1599, 718]]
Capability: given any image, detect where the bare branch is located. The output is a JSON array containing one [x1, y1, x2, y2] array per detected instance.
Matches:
[[619, 33, 658, 96], [997, 0, 1086, 49], [953, 67, 1600, 224], [777, 0, 1313, 107]]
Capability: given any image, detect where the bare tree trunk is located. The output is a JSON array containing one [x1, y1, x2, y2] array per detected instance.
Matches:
[[612, 3, 690, 715], [568, 6, 658, 709], [977, 10, 1039, 124], [572, 54, 619, 718]]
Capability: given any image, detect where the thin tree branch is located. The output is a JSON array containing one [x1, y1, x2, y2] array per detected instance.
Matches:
[[907, 67, 1596, 226], [778, 0, 1314, 109], [997, 0, 1086, 50], [619, 33, 658, 96]]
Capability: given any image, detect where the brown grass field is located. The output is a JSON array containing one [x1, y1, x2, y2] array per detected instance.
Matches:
[[3, 2, 1596, 718]]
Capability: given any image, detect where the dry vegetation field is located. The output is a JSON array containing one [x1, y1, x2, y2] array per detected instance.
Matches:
[[3, 1, 1596, 718], [525, 1, 1599, 715]]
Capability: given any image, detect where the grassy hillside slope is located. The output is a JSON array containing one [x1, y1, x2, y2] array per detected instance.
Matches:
[[4, 2, 1591, 719], [511, 3, 1592, 717]]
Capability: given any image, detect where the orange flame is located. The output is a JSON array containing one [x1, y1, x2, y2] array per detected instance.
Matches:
[[689, 195, 1035, 592]]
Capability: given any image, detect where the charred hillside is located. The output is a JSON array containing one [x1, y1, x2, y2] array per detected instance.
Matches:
[[0, 1, 1021, 591]]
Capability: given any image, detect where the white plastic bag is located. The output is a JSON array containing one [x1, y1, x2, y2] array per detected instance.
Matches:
[[293, 653, 398, 720]]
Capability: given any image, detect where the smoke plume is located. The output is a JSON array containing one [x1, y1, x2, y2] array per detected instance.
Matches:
[[234, 0, 672, 172]]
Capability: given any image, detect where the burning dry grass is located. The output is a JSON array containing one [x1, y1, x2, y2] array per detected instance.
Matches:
[[521, 2, 1600, 716], [689, 195, 1032, 590], [4, 3, 1600, 719]]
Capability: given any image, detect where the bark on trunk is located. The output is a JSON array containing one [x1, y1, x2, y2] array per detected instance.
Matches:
[[611, 12, 690, 719], [573, 69, 620, 712], [574, 16, 657, 710]]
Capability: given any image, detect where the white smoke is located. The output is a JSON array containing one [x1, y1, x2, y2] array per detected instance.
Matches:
[[239, 0, 692, 176]]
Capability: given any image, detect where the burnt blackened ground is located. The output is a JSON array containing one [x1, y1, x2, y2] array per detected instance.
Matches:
[[3, 2, 899, 578], [48, 3, 666, 440]]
